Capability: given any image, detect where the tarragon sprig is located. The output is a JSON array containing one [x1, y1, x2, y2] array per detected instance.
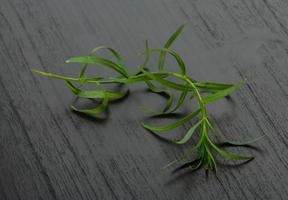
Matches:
[[32, 23, 264, 173]]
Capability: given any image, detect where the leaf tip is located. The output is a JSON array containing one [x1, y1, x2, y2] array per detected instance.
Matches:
[[65, 59, 71, 63], [31, 69, 42, 74], [70, 105, 78, 112], [141, 122, 148, 128], [181, 21, 188, 27], [241, 79, 247, 85]]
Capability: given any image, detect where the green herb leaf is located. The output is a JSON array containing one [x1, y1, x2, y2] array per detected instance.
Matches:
[[147, 48, 186, 75], [168, 89, 188, 113], [208, 137, 254, 160], [66, 56, 129, 78], [195, 82, 234, 91], [71, 95, 109, 117], [106, 72, 167, 84], [173, 120, 202, 144], [79, 46, 124, 79], [65, 81, 128, 99], [141, 69, 189, 91], [142, 109, 200, 133], [158, 23, 186, 71], [163, 133, 206, 169], [90, 46, 125, 67], [206, 118, 265, 146], [203, 80, 245, 103], [173, 159, 202, 172], [162, 145, 199, 169], [145, 81, 174, 113], [223, 135, 265, 146], [141, 40, 150, 69]]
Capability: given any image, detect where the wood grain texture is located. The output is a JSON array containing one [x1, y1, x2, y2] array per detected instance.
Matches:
[[1, 0, 288, 199]]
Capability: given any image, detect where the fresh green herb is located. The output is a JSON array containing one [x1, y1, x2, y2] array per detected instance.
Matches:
[[32, 23, 264, 173]]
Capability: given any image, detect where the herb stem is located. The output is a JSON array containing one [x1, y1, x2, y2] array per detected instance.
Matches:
[[170, 73, 206, 117], [32, 23, 262, 173]]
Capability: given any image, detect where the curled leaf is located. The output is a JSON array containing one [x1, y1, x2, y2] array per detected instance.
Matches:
[[65, 81, 128, 100], [71, 95, 109, 117], [145, 81, 174, 113], [147, 48, 186, 75], [90, 46, 125, 67], [66, 56, 129, 78], [79, 46, 124, 79]]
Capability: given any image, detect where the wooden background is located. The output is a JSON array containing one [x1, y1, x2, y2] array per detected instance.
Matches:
[[1, 0, 288, 199]]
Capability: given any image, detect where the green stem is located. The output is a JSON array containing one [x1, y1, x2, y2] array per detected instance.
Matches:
[[169, 73, 206, 118]]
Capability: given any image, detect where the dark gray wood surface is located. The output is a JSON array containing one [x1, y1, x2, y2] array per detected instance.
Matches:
[[1, 0, 288, 199]]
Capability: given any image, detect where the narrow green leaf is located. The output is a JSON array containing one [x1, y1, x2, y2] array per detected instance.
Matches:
[[205, 146, 217, 172], [148, 48, 186, 75], [32, 69, 104, 84], [106, 72, 167, 84], [203, 80, 245, 103], [145, 81, 174, 113], [141, 107, 156, 113], [133, 40, 150, 76], [149, 89, 188, 116], [168, 89, 188, 113], [79, 46, 124, 79], [79, 64, 89, 79], [173, 120, 202, 144], [172, 159, 202, 172], [206, 118, 265, 146], [195, 82, 233, 91], [142, 109, 200, 133], [149, 89, 187, 116], [66, 56, 129, 78], [71, 96, 109, 117], [163, 132, 206, 169], [207, 138, 254, 160], [223, 135, 266, 146], [90, 46, 125, 67], [65, 81, 128, 99], [32, 69, 81, 81], [141, 69, 189, 91], [158, 23, 186, 70], [142, 40, 150, 69], [205, 118, 222, 140], [162, 145, 198, 169]]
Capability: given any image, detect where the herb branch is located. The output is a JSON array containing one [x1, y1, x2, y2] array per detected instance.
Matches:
[[32, 24, 264, 173]]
